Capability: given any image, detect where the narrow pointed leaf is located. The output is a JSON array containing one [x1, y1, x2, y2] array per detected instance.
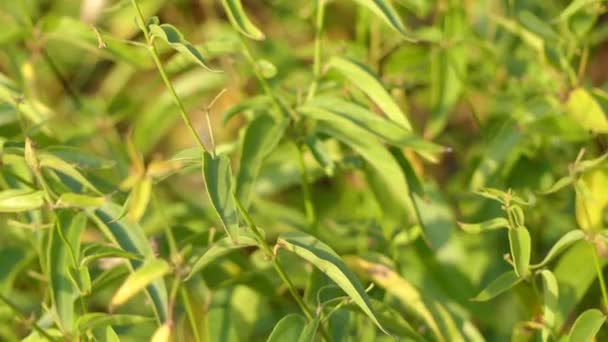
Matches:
[[236, 114, 287, 209], [557, 0, 597, 21], [540, 270, 558, 342], [277, 231, 389, 335], [353, 0, 415, 40], [88, 203, 169, 322], [267, 314, 306, 342], [202, 152, 239, 238], [304, 135, 335, 176], [48, 211, 86, 333], [568, 309, 605, 342], [537, 176, 573, 195], [81, 244, 144, 267], [38, 152, 102, 194], [0, 189, 44, 212], [298, 315, 320, 342], [565, 87, 608, 133], [471, 270, 522, 301], [149, 24, 217, 71], [509, 226, 531, 278], [128, 178, 152, 222], [458, 217, 510, 234], [56, 193, 106, 209], [111, 259, 170, 307], [76, 313, 153, 332], [299, 97, 443, 156], [186, 233, 258, 280], [221, 0, 265, 40], [327, 57, 412, 130], [531, 230, 585, 269]]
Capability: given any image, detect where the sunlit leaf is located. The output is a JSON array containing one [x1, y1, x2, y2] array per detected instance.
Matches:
[[565, 87, 608, 133], [111, 258, 170, 308], [0, 189, 44, 213], [568, 309, 605, 342], [56, 193, 106, 209], [540, 270, 558, 342], [326, 56, 412, 130]]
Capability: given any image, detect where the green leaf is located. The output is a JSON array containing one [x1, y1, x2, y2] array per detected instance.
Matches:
[[509, 226, 531, 278], [43, 146, 115, 170], [88, 203, 169, 322], [221, 0, 265, 40], [568, 309, 606, 342], [557, 0, 598, 22], [111, 259, 170, 308], [347, 257, 444, 341], [0, 189, 44, 212], [537, 176, 573, 195], [304, 135, 335, 176], [518, 11, 558, 41], [48, 211, 86, 333], [471, 270, 522, 301], [76, 313, 153, 332], [314, 120, 412, 212], [267, 314, 306, 342], [128, 178, 152, 222], [38, 152, 102, 194], [426, 7, 467, 138], [540, 270, 558, 342], [203, 152, 239, 239], [299, 97, 443, 157], [531, 230, 585, 269], [80, 244, 144, 267], [389, 147, 425, 196], [149, 23, 217, 71], [326, 57, 412, 130], [56, 193, 106, 208], [352, 0, 416, 40], [565, 87, 608, 133], [298, 315, 320, 342], [236, 114, 287, 209], [458, 217, 510, 234], [186, 233, 258, 280], [277, 231, 389, 335]]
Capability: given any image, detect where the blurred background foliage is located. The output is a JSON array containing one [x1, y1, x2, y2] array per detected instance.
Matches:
[[1, 0, 608, 341]]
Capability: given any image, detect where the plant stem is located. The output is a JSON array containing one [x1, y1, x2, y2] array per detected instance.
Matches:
[[233, 195, 332, 341], [306, 0, 326, 102], [591, 241, 608, 311], [129, 0, 206, 152], [180, 287, 202, 342], [0, 294, 57, 342], [296, 143, 317, 232]]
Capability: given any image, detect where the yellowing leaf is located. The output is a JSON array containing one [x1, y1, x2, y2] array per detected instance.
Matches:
[[151, 323, 171, 342], [111, 259, 170, 308], [575, 169, 608, 231], [566, 88, 608, 133]]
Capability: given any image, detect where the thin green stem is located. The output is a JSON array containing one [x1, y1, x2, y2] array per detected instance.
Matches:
[[180, 287, 202, 342], [238, 36, 288, 120], [296, 143, 317, 232], [129, 0, 206, 152], [234, 195, 332, 339], [152, 190, 179, 260], [0, 294, 57, 342], [306, 0, 326, 102], [591, 241, 608, 311]]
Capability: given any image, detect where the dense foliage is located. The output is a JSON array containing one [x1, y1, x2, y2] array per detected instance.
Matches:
[[1, 0, 608, 341]]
